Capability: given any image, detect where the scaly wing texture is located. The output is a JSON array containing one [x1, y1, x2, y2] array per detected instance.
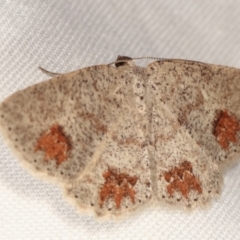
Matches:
[[0, 65, 122, 184], [147, 98, 221, 208], [0, 64, 153, 218], [64, 65, 153, 218], [146, 60, 240, 208], [147, 60, 240, 167], [0, 59, 239, 219]]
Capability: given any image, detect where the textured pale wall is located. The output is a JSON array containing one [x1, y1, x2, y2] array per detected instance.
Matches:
[[0, 1, 240, 239]]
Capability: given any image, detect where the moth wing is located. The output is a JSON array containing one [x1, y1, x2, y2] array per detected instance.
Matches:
[[64, 129, 152, 219], [63, 65, 153, 219], [148, 103, 222, 208], [147, 60, 240, 167], [146, 60, 223, 208], [0, 63, 153, 218], [0, 65, 124, 184]]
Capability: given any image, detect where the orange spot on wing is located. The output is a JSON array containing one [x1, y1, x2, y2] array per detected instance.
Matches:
[[163, 161, 202, 199], [99, 169, 138, 208], [214, 110, 240, 149], [35, 125, 71, 165]]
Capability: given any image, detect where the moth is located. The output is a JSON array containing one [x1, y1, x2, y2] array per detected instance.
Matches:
[[0, 56, 239, 219]]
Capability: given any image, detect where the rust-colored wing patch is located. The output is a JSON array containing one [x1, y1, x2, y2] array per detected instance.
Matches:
[[214, 110, 240, 149], [99, 168, 138, 208], [163, 161, 202, 199], [35, 124, 71, 165]]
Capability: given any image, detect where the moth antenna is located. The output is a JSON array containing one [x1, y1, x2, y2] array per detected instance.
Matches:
[[131, 56, 166, 61], [108, 56, 167, 66], [38, 67, 62, 77]]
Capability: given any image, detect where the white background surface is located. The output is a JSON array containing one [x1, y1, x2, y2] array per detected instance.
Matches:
[[0, 1, 240, 239]]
